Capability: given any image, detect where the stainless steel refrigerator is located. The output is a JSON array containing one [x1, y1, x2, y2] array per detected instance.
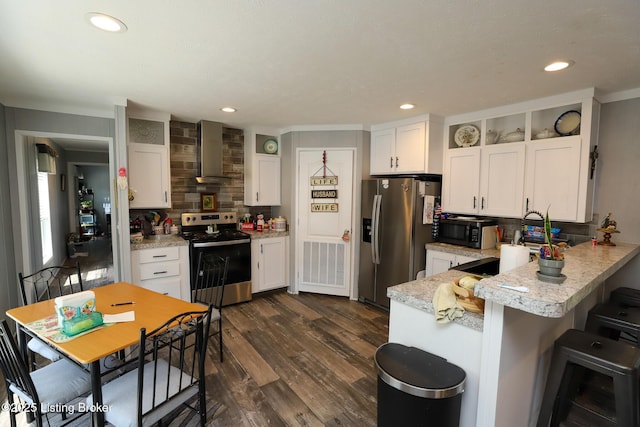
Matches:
[[358, 176, 441, 309]]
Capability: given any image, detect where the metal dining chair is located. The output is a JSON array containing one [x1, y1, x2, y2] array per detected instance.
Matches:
[[87, 306, 213, 426], [192, 254, 229, 362], [17, 262, 84, 370], [0, 318, 92, 427]]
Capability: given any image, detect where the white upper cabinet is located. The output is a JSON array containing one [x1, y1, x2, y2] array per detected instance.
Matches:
[[479, 144, 526, 217], [442, 89, 600, 222], [524, 137, 581, 221], [127, 110, 171, 209], [244, 127, 281, 206], [442, 148, 480, 214], [370, 115, 443, 175]]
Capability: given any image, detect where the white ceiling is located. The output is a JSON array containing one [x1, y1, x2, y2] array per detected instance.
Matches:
[[1, 1, 639, 131]]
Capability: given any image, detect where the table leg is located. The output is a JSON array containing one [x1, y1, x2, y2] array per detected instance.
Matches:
[[90, 360, 105, 426], [16, 325, 28, 366]]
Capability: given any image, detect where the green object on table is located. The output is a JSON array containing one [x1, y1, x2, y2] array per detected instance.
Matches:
[[62, 311, 103, 336]]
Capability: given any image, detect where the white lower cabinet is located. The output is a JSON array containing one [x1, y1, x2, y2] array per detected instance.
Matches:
[[251, 236, 289, 293], [425, 250, 478, 276], [131, 246, 190, 300]]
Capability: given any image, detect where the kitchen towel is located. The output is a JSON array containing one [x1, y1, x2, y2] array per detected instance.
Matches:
[[432, 282, 464, 323], [499, 244, 531, 273], [423, 195, 435, 224]]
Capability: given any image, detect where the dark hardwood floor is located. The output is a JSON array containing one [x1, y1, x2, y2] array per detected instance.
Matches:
[[1, 290, 389, 426], [206, 290, 389, 426]]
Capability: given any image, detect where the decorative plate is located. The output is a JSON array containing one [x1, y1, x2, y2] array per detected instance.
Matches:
[[263, 138, 278, 154], [454, 125, 480, 147], [554, 110, 581, 136]]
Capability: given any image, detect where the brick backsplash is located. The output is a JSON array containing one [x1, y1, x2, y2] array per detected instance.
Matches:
[[130, 120, 270, 228]]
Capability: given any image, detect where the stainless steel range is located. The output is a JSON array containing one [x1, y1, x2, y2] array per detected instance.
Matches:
[[181, 212, 251, 305]]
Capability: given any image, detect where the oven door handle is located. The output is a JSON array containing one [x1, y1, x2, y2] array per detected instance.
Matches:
[[192, 238, 251, 248]]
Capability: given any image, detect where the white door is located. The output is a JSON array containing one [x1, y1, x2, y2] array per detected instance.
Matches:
[[297, 149, 354, 297]]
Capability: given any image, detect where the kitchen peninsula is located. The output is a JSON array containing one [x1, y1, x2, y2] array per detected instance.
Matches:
[[387, 241, 640, 427]]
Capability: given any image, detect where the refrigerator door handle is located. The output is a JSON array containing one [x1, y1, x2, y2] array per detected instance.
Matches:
[[371, 194, 382, 264]]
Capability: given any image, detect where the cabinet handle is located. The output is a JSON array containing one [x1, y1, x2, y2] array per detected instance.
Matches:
[[260, 243, 263, 254], [152, 255, 167, 258], [473, 196, 477, 209], [256, 192, 259, 202], [164, 191, 167, 202], [153, 271, 168, 275], [481, 197, 485, 210], [526, 198, 529, 212], [449, 261, 453, 268], [395, 157, 399, 168], [390, 157, 393, 168]]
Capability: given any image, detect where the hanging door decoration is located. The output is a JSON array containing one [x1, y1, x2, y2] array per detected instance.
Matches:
[[310, 151, 339, 213]]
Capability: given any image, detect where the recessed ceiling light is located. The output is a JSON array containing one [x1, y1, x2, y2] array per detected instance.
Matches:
[[221, 107, 237, 113], [544, 60, 574, 72], [87, 13, 127, 33], [400, 104, 415, 110]]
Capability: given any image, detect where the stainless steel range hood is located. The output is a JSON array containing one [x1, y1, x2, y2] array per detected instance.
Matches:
[[196, 120, 230, 184]]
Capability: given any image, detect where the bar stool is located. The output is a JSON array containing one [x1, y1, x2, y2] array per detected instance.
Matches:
[[610, 286, 640, 308], [586, 303, 640, 346], [537, 329, 640, 426]]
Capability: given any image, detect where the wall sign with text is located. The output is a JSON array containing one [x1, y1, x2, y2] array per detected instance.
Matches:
[[310, 174, 338, 213]]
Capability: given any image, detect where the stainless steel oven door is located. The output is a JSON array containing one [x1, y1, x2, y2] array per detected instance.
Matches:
[[190, 240, 252, 305]]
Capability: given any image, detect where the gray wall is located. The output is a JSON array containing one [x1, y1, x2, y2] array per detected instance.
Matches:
[[0, 103, 17, 319], [596, 98, 640, 287]]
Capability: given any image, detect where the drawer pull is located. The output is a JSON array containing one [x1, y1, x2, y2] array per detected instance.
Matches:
[[153, 255, 167, 258], [153, 271, 168, 275]]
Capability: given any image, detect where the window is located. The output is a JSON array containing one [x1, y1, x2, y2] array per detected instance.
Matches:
[[37, 172, 53, 264]]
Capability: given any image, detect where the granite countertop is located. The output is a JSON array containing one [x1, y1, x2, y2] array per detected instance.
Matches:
[[387, 269, 485, 331], [389, 241, 640, 329], [244, 230, 289, 240], [425, 242, 500, 259], [476, 241, 640, 318], [130, 234, 188, 250]]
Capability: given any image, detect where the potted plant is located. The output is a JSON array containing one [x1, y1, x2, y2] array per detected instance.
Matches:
[[538, 208, 565, 277]]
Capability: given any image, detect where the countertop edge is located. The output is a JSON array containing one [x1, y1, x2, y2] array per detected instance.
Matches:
[[244, 230, 290, 239], [425, 242, 500, 259], [131, 235, 188, 250]]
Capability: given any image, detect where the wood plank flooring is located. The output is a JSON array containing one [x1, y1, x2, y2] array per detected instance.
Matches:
[[205, 290, 389, 426], [1, 290, 389, 426]]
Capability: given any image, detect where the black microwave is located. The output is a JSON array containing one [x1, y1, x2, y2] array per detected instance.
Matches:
[[438, 217, 497, 249]]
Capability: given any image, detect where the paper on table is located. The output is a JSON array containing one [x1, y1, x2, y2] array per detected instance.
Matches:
[[103, 311, 135, 323]]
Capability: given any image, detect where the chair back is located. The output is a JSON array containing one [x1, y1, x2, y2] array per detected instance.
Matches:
[[135, 306, 212, 425], [192, 254, 229, 309], [0, 319, 41, 409], [18, 262, 84, 305]]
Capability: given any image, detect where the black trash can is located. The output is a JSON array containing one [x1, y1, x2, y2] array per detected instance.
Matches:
[[375, 343, 466, 427]]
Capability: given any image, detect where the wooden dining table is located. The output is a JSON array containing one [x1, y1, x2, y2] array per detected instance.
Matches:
[[5, 282, 206, 427]]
